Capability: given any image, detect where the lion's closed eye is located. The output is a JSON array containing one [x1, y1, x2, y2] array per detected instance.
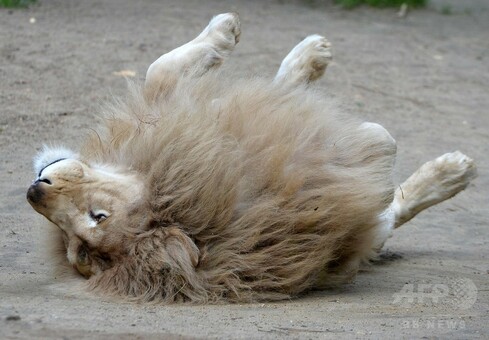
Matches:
[[89, 209, 109, 225]]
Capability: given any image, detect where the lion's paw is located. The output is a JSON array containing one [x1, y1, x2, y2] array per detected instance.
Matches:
[[276, 35, 332, 83], [429, 151, 477, 199], [394, 151, 477, 227], [198, 13, 241, 58]]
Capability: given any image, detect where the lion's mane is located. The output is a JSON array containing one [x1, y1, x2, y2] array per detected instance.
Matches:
[[72, 70, 394, 303]]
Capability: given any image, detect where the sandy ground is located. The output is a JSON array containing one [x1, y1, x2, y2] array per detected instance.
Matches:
[[1, 0, 488, 338]]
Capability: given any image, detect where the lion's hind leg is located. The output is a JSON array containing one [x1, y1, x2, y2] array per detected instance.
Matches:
[[393, 151, 477, 228], [372, 151, 477, 250]]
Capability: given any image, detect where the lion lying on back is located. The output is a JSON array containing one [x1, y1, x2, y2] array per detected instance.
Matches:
[[26, 13, 476, 303]]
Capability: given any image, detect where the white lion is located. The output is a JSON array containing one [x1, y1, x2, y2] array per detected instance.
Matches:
[[27, 13, 476, 303]]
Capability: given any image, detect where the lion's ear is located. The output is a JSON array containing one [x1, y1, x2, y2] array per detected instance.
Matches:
[[87, 228, 202, 303], [33, 145, 79, 176], [166, 227, 200, 268]]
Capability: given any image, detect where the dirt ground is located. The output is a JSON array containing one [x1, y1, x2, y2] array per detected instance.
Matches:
[[1, 0, 488, 338]]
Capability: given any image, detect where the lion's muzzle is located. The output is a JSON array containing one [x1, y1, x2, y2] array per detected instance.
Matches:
[[26, 180, 46, 206]]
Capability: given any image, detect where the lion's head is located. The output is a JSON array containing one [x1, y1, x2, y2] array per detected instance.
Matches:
[[27, 146, 149, 278]]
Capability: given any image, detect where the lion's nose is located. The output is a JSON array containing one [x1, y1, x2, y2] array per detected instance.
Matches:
[[27, 181, 45, 204]]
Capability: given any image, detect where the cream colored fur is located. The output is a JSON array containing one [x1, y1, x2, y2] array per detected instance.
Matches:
[[27, 13, 476, 304]]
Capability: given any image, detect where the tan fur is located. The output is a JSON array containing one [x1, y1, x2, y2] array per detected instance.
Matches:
[[66, 71, 393, 303], [27, 13, 475, 304]]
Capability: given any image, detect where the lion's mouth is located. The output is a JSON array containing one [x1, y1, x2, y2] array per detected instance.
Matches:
[[37, 158, 67, 178]]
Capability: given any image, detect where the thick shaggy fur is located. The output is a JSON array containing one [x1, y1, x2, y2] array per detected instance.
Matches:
[[63, 70, 396, 303], [27, 13, 476, 304]]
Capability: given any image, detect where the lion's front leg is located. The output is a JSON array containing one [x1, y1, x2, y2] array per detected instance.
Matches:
[[274, 35, 332, 87], [145, 13, 240, 101]]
